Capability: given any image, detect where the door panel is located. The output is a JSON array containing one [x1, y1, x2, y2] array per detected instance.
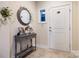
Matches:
[[49, 5, 70, 51]]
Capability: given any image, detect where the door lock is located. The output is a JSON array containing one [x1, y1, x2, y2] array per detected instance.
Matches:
[[49, 30, 52, 31]]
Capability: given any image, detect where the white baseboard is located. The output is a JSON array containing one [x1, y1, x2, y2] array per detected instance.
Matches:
[[36, 44, 48, 49]]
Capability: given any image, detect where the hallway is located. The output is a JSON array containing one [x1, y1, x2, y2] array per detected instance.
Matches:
[[0, 1, 79, 58]]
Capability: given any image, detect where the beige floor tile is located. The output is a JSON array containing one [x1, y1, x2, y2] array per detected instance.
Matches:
[[26, 48, 79, 58]]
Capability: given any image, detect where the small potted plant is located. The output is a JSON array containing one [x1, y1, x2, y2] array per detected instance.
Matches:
[[0, 7, 12, 24]]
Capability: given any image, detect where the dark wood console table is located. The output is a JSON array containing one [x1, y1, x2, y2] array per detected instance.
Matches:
[[15, 33, 37, 58]]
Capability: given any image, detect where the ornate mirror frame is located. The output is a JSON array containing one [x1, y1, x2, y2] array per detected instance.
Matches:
[[17, 7, 31, 26]]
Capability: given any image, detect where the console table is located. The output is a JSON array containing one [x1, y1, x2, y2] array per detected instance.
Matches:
[[15, 33, 36, 58]]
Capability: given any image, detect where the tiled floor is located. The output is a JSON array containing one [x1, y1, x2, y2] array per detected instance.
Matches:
[[26, 48, 79, 58]]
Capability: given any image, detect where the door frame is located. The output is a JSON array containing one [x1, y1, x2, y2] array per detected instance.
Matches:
[[47, 3, 72, 51]]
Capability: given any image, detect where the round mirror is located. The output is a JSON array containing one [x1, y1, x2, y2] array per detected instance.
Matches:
[[17, 7, 31, 26]]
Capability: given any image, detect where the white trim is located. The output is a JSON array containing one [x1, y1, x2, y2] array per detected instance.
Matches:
[[37, 44, 48, 48], [69, 3, 72, 52], [78, 2, 79, 50], [47, 3, 72, 52]]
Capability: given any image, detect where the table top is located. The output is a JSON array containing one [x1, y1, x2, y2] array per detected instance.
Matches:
[[15, 32, 37, 39]]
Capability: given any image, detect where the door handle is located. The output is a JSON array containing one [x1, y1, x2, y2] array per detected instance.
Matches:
[[49, 30, 52, 31], [49, 27, 52, 28]]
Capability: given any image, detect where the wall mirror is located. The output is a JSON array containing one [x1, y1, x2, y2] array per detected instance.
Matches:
[[17, 7, 31, 26]]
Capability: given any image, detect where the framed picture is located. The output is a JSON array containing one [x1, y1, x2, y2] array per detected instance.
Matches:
[[40, 9, 46, 23]]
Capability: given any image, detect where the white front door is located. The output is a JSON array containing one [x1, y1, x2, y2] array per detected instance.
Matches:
[[49, 5, 70, 51]]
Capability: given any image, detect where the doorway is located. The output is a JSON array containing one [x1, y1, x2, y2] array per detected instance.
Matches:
[[48, 5, 72, 51]]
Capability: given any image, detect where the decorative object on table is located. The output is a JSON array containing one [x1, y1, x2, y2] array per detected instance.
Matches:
[[25, 25, 33, 34], [40, 9, 46, 23], [0, 7, 13, 25], [29, 27, 33, 33], [17, 27, 25, 35], [25, 26, 30, 33], [17, 7, 31, 26]]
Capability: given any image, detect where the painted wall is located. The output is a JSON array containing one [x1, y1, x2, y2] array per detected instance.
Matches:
[[77, 2, 79, 50], [0, 1, 37, 57], [72, 2, 79, 50]]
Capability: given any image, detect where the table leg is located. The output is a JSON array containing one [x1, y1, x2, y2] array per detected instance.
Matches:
[[15, 39, 17, 58], [35, 36, 36, 50]]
